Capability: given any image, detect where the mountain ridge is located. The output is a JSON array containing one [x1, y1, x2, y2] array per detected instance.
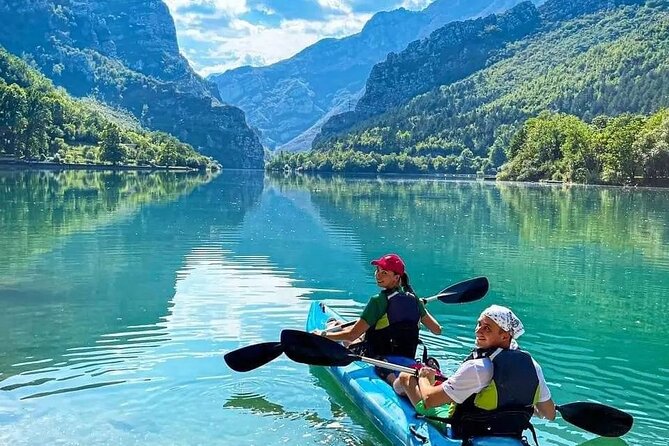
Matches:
[[0, 0, 263, 168], [209, 0, 539, 152], [313, 0, 657, 154]]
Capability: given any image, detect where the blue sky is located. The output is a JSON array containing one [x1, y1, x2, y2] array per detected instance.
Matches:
[[163, 0, 434, 76]]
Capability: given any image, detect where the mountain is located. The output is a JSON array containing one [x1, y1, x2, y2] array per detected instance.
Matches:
[[312, 0, 665, 159], [0, 46, 213, 168], [0, 0, 264, 168], [208, 0, 540, 152], [322, 2, 542, 138]]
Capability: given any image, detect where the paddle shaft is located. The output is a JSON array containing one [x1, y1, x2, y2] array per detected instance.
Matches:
[[358, 356, 416, 374], [225, 276, 487, 373], [422, 291, 456, 304], [322, 319, 356, 334]]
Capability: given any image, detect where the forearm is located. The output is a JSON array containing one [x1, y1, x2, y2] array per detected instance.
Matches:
[[323, 319, 368, 343], [422, 314, 442, 335], [419, 378, 452, 409], [324, 329, 356, 342], [534, 399, 556, 421]]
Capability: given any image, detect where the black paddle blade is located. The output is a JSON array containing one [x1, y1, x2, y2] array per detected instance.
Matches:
[[558, 402, 633, 437], [437, 276, 489, 304], [280, 329, 355, 367], [224, 342, 283, 372]]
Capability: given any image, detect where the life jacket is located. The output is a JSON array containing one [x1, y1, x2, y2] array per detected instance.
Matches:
[[364, 288, 421, 358], [449, 347, 540, 442]]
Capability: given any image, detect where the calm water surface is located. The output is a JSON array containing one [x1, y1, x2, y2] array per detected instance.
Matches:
[[0, 170, 667, 446]]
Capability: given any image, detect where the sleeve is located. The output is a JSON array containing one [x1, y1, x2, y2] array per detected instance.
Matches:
[[532, 359, 552, 402], [441, 359, 493, 404], [417, 297, 427, 317], [360, 294, 384, 326]]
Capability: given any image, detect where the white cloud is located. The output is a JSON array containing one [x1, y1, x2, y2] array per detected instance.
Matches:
[[398, 0, 432, 10], [254, 3, 276, 15], [186, 13, 372, 76], [317, 0, 353, 14], [164, 0, 249, 16], [163, 0, 376, 75]]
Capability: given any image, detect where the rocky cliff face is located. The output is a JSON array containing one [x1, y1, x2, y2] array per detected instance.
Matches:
[[209, 0, 536, 152], [0, 0, 263, 168], [318, 2, 542, 140], [315, 0, 649, 150]]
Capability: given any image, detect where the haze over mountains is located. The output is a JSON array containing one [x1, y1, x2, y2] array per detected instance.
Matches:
[[208, 0, 542, 152]]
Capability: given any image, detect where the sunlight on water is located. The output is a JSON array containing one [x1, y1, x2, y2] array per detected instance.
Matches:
[[1, 170, 667, 445]]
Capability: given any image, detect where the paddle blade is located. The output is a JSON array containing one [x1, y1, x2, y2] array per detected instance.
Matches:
[[281, 329, 355, 367], [437, 276, 489, 304], [224, 342, 283, 372], [558, 402, 633, 437]]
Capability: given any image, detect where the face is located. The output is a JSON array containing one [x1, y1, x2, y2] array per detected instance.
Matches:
[[475, 316, 510, 349], [375, 267, 400, 289]]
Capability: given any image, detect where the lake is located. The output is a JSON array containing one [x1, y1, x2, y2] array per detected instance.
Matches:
[[0, 169, 667, 446]]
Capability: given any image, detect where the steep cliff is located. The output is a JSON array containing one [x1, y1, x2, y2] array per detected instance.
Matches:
[[209, 0, 537, 151], [315, 0, 651, 151], [0, 0, 264, 168], [321, 2, 542, 139]]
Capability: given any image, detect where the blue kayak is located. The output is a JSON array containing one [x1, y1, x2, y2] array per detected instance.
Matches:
[[306, 301, 526, 446]]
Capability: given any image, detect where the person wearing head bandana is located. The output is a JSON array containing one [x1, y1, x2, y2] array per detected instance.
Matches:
[[395, 305, 556, 445]]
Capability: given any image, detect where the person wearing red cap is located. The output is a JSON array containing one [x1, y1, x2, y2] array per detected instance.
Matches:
[[314, 253, 442, 385]]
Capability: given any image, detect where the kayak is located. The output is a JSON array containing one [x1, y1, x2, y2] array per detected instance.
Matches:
[[306, 301, 527, 446]]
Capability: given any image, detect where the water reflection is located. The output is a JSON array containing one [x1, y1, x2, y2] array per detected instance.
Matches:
[[268, 173, 669, 446], [1, 169, 382, 445], [1, 171, 667, 445], [0, 169, 263, 379]]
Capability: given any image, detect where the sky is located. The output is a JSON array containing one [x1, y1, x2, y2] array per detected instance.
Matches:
[[163, 0, 434, 77]]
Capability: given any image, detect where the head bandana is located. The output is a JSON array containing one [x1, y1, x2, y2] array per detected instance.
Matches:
[[481, 304, 525, 349]]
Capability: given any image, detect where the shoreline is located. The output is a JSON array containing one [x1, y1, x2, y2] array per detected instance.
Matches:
[[269, 170, 669, 188], [0, 160, 199, 172]]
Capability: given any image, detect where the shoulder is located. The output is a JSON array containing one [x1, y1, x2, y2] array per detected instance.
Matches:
[[531, 358, 547, 380], [455, 357, 493, 380], [367, 292, 388, 307], [361, 292, 388, 322], [442, 358, 494, 404]]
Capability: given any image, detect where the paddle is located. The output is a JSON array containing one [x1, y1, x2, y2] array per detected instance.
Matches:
[[556, 402, 633, 437], [425, 276, 488, 305], [224, 276, 489, 373], [224, 320, 356, 372], [281, 330, 633, 438], [281, 328, 416, 371]]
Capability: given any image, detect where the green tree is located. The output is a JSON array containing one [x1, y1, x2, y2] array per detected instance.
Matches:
[[597, 114, 645, 184], [100, 124, 126, 164]]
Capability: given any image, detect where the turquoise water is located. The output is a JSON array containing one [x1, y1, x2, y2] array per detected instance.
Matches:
[[0, 169, 667, 446]]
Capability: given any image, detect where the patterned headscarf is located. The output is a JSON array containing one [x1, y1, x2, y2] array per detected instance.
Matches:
[[481, 304, 525, 349]]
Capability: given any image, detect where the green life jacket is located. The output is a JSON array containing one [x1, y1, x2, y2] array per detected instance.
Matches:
[[449, 347, 541, 442], [364, 288, 421, 358]]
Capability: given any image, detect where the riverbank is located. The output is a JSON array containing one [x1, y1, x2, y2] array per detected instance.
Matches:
[[0, 159, 204, 172], [272, 168, 669, 187]]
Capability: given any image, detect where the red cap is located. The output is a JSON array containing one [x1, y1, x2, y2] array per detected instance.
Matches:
[[371, 253, 405, 276]]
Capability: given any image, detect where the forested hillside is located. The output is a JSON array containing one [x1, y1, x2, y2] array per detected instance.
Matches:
[[499, 110, 669, 184], [0, 0, 263, 168], [0, 47, 213, 169], [277, 0, 669, 184], [209, 0, 537, 152]]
